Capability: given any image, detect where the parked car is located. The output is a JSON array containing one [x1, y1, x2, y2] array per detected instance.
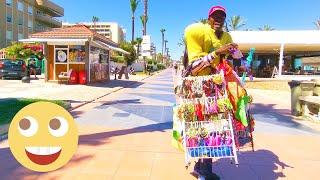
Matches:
[[0, 59, 27, 79]]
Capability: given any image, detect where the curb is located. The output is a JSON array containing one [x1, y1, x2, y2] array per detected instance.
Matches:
[[0, 133, 8, 141], [69, 71, 160, 111]]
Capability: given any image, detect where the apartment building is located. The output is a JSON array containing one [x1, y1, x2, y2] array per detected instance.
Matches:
[[63, 22, 125, 44], [0, 0, 64, 48]]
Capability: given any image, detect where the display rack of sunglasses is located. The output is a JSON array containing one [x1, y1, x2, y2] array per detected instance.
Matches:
[[176, 72, 239, 168]]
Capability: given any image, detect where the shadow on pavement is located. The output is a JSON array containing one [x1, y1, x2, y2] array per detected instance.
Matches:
[[71, 110, 86, 119], [79, 122, 172, 146], [129, 93, 176, 104], [87, 80, 144, 89], [251, 103, 319, 134], [99, 99, 142, 106], [0, 147, 93, 179], [213, 149, 293, 180]]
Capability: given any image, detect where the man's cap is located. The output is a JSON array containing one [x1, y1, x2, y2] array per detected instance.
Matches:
[[208, 6, 226, 18]]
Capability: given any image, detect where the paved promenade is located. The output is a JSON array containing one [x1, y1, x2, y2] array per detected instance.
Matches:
[[0, 69, 320, 179]]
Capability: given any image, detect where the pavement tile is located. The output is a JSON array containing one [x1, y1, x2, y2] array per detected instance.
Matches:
[[112, 175, 149, 180], [114, 151, 155, 177], [82, 150, 125, 175], [150, 157, 194, 180]]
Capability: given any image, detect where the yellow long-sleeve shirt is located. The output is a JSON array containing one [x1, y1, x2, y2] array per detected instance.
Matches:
[[184, 23, 233, 75]]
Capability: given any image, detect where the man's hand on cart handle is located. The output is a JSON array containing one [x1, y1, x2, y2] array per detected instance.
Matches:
[[214, 43, 238, 55]]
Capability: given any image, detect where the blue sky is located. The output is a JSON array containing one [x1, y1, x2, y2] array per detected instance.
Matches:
[[54, 0, 320, 60]]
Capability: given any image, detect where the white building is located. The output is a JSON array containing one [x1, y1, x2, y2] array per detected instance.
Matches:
[[62, 22, 125, 44], [230, 30, 320, 76]]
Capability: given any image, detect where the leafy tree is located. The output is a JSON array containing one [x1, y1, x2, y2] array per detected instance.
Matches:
[[228, 15, 246, 30], [199, 18, 208, 24], [140, 15, 148, 35], [119, 41, 137, 66], [130, 0, 139, 42], [92, 16, 99, 30], [314, 19, 320, 30], [5, 42, 43, 60], [135, 37, 143, 56], [143, 0, 148, 35], [160, 28, 166, 63], [259, 24, 275, 31]]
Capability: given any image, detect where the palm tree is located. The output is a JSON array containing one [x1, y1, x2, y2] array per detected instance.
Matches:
[[136, 37, 143, 56], [314, 19, 320, 30], [140, 15, 148, 35], [143, 0, 148, 35], [259, 24, 275, 31], [199, 18, 208, 24], [160, 28, 166, 63], [177, 36, 185, 47], [164, 40, 168, 57], [228, 15, 246, 31], [130, 0, 139, 42], [92, 16, 99, 30]]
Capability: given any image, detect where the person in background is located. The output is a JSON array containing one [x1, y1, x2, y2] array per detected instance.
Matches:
[[29, 59, 37, 79], [174, 63, 178, 75]]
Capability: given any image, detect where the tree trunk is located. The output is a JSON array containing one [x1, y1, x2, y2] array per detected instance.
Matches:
[[143, 0, 147, 35], [132, 15, 135, 42], [161, 34, 164, 64]]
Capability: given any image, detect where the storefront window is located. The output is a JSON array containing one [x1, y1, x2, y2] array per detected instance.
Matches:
[[55, 49, 68, 63], [69, 45, 85, 63], [89, 46, 109, 81]]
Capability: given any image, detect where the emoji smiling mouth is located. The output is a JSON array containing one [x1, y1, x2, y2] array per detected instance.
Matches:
[[25, 147, 62, 165]]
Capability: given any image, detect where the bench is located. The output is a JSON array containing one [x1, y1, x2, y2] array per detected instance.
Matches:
[[299, 96, 320, 120], [58, 69, 73, 84]]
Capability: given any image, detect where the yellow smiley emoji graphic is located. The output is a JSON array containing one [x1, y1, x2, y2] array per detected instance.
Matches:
[[8, 102, 78, 172]]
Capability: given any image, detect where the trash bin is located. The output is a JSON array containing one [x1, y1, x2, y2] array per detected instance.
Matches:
[[69, 70, 78, 84], [79, 70, 87, 85], [288, 80, 302, 116], [312, 79, 320, 96]]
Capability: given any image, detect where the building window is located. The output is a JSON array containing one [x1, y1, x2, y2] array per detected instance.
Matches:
[[18, 33, 24, 40], [6, 0, 12, 6], [6, 12, 12, 23], [18, 1, 24, 12], [28, 20, 33, 30], [28, 6, 33, 15], [6, 31, 13, 40], [18, 14, 23, 26]]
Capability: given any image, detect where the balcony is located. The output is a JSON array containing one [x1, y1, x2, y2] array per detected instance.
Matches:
[[35, 0, 64, 17], [35, 13, 62, 28]]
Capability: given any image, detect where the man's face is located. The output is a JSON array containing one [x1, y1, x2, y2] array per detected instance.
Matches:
[[208, 11, 226, 31]]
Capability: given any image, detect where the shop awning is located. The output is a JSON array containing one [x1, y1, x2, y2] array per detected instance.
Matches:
[[230, 31, 320, 53], [97, 41, 129, 55], [19, 38, 88, 45], [90, 41, 110, 51]]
